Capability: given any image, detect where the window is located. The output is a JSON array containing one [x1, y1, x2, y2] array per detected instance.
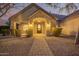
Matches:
[[37, 24, 42, 33], [16, 23, 19, 29]]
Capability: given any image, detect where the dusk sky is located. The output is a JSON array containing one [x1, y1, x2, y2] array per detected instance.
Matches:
[[0, 3, 79, 26]]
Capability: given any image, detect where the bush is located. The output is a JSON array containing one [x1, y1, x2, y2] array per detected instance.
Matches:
[[14, 29, 20, 37], [12, 29, 33, 37], [1, 29, 8, 36], [0, 26, 9, 29], [46, 30, 53, 36], [0, 26, 10, 36], [26, 30, 33, 37], [53, 27, 62, 37]]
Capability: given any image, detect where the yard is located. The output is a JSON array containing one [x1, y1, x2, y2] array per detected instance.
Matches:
[[0, 36, 79, 56]]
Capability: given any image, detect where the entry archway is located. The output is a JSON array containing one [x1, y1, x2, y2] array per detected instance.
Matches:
[[29, 17, 51, 37]]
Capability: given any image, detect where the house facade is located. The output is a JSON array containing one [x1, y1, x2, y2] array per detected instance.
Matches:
[[60, 10, 79, 36], [9, 4, 57, 37]]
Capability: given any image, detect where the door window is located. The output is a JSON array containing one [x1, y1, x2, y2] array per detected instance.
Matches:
[[37, 24, 42, 33]]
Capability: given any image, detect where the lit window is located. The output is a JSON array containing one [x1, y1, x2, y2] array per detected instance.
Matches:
[[37, 24, 42, 33]]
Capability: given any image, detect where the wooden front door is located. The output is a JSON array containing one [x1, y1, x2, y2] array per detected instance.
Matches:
[[34, 22, 45, 35], [36, 23, 43, 33]]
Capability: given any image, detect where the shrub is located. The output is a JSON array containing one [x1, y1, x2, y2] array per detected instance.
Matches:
[[46, 30, 53, 36], [26, 30, 33, 37], [0, 26, 9, 34], [14, 29, 20, 37], [1, 29, 8, 36], [53, 27, 62, 37]]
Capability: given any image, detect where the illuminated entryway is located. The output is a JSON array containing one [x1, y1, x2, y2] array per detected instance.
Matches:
[[29, 18, 51, 37], [18, 17, 56, 37], [20, 23, 29, 37], [10, 4, 57, 37], [33, 22, 45, 36]]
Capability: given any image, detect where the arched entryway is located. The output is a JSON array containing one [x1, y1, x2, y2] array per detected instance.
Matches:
[[29, 18, 51, 37], [19, 17, 56, 37]]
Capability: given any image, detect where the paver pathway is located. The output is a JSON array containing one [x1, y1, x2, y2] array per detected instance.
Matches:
[[28, 36, 53, 56]]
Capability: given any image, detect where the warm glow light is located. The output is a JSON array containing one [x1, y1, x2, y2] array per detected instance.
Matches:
[[38, 24, 41, 29], [29, 24, 33, 30], [29, 24, 33, 27], [47, 24, 50, 27], [23, 25, 28, 31]]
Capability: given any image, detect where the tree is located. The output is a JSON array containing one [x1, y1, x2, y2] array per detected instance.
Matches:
[[5, 21, 10, 26], [0, 3, 27, 18], [0, 3, 15, 17], [59, 3, 77, 14], [46, 3, 78, 15], [46, 3, 59, 8]]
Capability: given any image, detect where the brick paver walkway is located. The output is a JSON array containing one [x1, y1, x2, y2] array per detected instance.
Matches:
[[28, 36, 53, 56]]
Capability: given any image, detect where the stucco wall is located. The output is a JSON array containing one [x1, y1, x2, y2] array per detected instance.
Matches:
[[61, 17, 79, 36], [10, 8, 57, 36]]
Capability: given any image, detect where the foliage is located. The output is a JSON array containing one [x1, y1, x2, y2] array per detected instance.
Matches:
[[59, 3, 77, 14], [0, 26, 9, 29], [46, 3, 59, 8], [0, 26, 9, 36], [5, 21, 10, 26], [46, 30, 53, 36], [0, 28, 9, 36], [46, 3, 78, 15], [0, 3, 15, 17], [0, 3, 25, 17], [26, 29, 33, 37], [53, 27, 62, 37], [12, 29, 33, 37], [13, 29, 20, 36]]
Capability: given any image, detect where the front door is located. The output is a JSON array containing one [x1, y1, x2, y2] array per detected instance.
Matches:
[[37, 23, 43, 33], [33, 22, 45, 36]]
